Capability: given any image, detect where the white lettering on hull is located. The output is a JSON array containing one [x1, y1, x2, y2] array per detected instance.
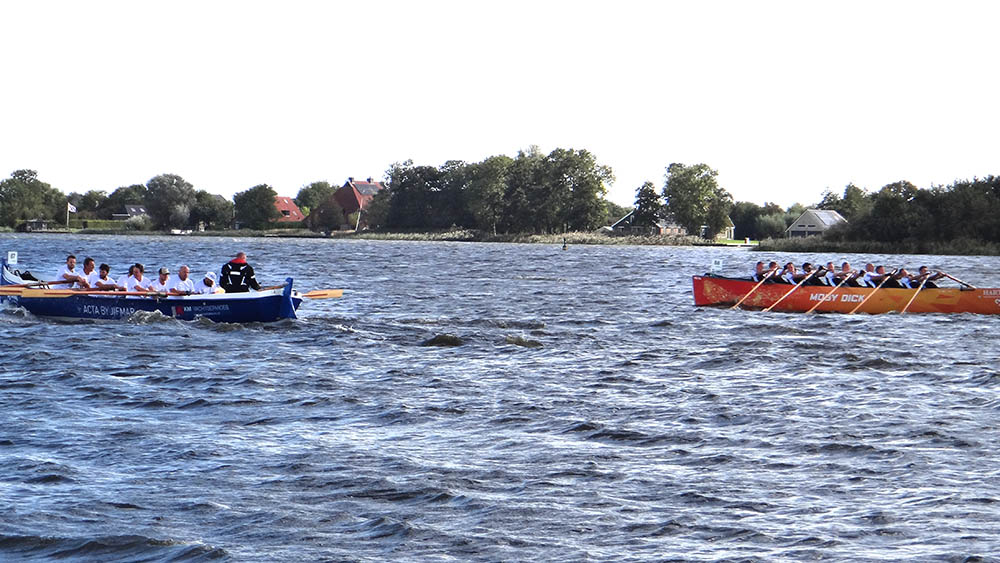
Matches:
[[808, 293, 866, 303], [78, 304, 137, 317]]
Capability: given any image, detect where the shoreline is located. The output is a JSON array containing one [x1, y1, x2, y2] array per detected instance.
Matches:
[[5, 228, 757, 248], [13, 228, 995, 256], [757, 236, 1000, 257]]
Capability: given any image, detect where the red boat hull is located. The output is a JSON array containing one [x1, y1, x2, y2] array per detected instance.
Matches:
[[693, 275, 1000, 314]]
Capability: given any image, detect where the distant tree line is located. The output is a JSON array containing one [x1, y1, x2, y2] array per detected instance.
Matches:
[[7, 163, 996, 244], [0, 170, 293, 231], [0, 149, 626, 234], [626, 164, 998, 245], [363, 147, 621, 234], [728, 177, 1000, 243], [816, 177, 1000, 243]]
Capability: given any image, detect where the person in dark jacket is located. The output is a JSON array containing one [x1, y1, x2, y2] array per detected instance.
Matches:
[[221, 252, 262, 292]]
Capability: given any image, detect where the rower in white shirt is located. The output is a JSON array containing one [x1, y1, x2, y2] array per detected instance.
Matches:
[[125, 263, 154, 293], [116, 265, 135, 291], [168, 265, 196, 295], [93, 263, 119, 291], [858, 263, 876, 288], [73, 257, 98, 288], [84, 259, 104, 289], [148, 267, 171, 293], [55, 254, 87, 288], [194, 271, 224, 294], [822, 261, 837, 286]]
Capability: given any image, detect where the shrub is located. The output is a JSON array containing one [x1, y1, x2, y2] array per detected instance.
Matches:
[[124, 215, 153, 231]]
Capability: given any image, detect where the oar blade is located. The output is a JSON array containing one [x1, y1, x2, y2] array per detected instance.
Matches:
[[303, 289, 344, 299]]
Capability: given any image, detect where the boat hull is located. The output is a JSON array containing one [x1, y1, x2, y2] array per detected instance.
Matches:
[[3, 262, 302, 323], [693, 275, 1000, 315], [14, 291, 302, 322]]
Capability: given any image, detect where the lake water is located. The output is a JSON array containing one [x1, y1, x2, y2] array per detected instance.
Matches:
[[1, 233, 999, 561]]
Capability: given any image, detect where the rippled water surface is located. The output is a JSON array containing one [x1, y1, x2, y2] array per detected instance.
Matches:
[[2, 233, 999, 561]]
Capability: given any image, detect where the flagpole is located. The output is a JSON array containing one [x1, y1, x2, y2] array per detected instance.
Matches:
[[66, 202, 69, 227]]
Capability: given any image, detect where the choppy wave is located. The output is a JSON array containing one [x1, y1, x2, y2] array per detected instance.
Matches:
[[0, 535, 227, 561], [2, 234, 1000, 561]]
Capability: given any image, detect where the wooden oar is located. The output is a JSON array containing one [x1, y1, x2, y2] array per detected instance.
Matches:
[[762, 270, 816, 312], [847, 269, 897, 314], [899, 277, 928, 314], [941, 272, 977, 289], [19, 289, 168, 298], [2, 279, 77, 288], [804, 271, 852, 314], [730, 270, 775, 309], [302, 289, 343, 299]]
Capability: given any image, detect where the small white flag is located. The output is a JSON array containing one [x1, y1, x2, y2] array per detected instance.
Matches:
[[67, 202, 77, 213]]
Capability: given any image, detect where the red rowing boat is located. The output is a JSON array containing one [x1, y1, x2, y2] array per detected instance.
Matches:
[[693, 275, 1000, 314]]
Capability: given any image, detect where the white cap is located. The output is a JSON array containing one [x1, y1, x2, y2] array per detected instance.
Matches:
[[205, 272, 217, 281]]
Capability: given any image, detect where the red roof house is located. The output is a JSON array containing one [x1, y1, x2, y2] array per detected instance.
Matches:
[[333, 177, 385, 216], [274, 196, 305, 222]]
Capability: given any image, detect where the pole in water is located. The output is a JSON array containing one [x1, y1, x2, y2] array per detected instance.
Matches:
[[562, 237, 567, 250]]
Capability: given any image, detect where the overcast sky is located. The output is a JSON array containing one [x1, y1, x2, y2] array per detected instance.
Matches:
[[2, 1, 997, 207]]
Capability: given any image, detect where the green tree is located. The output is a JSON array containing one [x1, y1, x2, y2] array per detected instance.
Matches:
[[632, 181, 662, 227], [234, 184, 281, 230], [67, 190, 108, 219], [146, 174, 196, 229], [294, 181, 335, 217], [850, 181, 923, 242], [362, 189, 390, 230], [79, 190, 107, 219], [500, 147, 545, 233], [662, 163, 732, 238], [730, 201, 763, 240], [0, 170, 65, 227], [705, 190, 735, 237], [818, 183, 871, 222], [466, 155, 513, 235], [544, 148, 613, 232], [755, 212, 787, 239], [384, 161, 443, 229], [437, 160, 475, 229], [304, 195, 346, 231], [190, 190, 233, 230], [935, 177, 1000, 241]]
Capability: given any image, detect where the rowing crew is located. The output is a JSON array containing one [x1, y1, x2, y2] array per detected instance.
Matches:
[[751, 261, 946, 289], [56, 255, 222, 295]]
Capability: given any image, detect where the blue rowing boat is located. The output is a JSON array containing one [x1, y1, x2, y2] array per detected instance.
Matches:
[[2, 256, 303, 323]]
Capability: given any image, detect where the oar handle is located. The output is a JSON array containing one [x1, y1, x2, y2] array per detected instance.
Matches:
[[6, 279, 77, 288], [942, 272, 976, 289]]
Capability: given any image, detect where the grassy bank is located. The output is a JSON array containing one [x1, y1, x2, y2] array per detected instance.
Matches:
[[331, 229, 709, 246], [54, 227, 737, 247], [757, 236, 1000, 256]]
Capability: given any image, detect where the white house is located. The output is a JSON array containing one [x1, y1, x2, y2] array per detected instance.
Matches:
[[785, 209, 847, 237]]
